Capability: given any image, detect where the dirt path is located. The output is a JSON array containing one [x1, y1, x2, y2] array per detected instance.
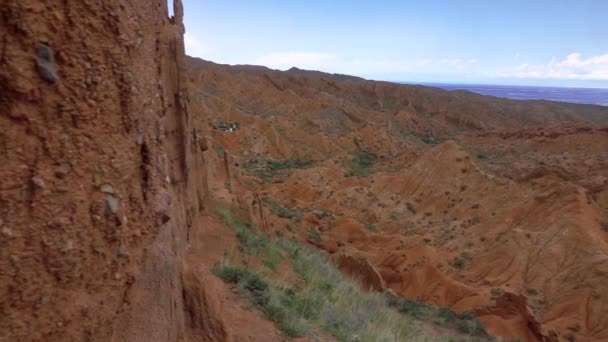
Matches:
[[182, 214, 287, 341]]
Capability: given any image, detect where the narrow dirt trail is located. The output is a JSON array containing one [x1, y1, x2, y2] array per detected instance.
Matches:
[[181, 215, 285, 341]]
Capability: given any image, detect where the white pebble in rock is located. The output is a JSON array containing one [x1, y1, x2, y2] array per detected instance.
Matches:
[[100, 184, 114, 194], [55, 163, 71, 178], [1, 227, 13, 238], [105, 195, 119, 216], [32, 176, 46, 189]]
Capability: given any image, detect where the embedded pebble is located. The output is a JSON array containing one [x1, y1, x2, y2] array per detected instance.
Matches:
[[55, 163, 71, 178], [1, 227, 13, 237], [32, 176, 46, 189], [105, 195, 119, 216], [100, 184, 114, 194], [117, 248, 129, 258], [36, 44, 60, 83], [64, 240, 74, 252]]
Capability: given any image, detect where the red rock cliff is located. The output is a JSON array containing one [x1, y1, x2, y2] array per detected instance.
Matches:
[[1, 1, 209, 340]]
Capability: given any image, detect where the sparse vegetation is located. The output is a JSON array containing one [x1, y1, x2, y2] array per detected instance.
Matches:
[[215, 121, 240, 132], [362, 221, 378, 232], [214, 145, 225, 157], [414, 133, 441, 145], [312, 209, 333, 220], [386, 295, 489, 337], [267, 158, 313, 170], [244, 158, 313, 183], [450, 256, 466, 269], [214, 205, 496, 341], [450, 252, 472, 270], [215, 207, 269, 255], [305, 227, 322, 242], [265, 199, 303, 221], [406, 202, 417, 214], [490, 288, 505, 300], [346, 150, 377, 177]]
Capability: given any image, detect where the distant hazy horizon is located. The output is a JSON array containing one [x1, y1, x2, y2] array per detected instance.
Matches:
[[186, 55, 608, 90], [413, 82, 608, 106], [182, 0, 608, 89]]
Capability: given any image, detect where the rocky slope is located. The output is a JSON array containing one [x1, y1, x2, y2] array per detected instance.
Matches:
[[2, 1, 607, 341], [187, 56, 608, 342]]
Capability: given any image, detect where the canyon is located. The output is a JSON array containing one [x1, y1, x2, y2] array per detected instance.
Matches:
[[1, 1, 608, 341]]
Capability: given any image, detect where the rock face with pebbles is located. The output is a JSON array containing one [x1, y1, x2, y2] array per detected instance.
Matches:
[[0, 1, 209, 340]]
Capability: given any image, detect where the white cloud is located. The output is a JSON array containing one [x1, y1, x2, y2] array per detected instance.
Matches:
[[434, 58, 478, 70], [184, 33, 216, 58], [499, 53, 608, 80], [417, 59, 433, 66], [253, 52, 336, 70]]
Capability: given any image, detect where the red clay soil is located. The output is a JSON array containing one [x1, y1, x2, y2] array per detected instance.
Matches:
[[2, 1, 608, 341], [185, 57, 608, 342]]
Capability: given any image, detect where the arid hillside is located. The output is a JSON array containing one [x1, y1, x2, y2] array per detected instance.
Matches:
[[2, 1, 607, 340], [187, 56, 608, 342]]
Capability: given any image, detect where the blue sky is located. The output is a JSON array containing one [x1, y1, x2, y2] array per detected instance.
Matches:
[[181, 1, 608, 88]]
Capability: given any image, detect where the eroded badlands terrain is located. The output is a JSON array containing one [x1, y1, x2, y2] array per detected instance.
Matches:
[[187, 57, 608, 342]]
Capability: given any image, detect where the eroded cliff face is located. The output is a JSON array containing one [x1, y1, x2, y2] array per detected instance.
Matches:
[[0, 1, 209, 340]]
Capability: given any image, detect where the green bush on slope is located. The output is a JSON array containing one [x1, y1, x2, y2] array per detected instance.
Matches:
[[347, 150, 377, 177]]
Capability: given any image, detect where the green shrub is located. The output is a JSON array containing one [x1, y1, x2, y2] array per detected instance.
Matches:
[[450, 256, 466, 269], [214, 145, 225, 157], [456, 312, 487, 335], [386, 295, 489, 338], [313, 209, 333, 219], [267, 159, 313, 170], [490, 288, 504, 300], [266, 199, 302, 221], [262, 244, 283, 270], [244, 158, 313, 183], [305, 227, 322, 242], [363, 222, 378, 232], [214, 207, 269, 255], [406, 202, 417, 214], [347, 150, 377, 177]]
